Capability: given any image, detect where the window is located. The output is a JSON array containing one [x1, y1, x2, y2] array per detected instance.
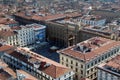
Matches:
[[95, 60, 97, 64], [94, 73, 96, 76], [105, 54, 107, 58], [76, 62, 78, 66], [87, 70, 89, 74], [117, 48, 119, 52], [66, 59, 68, 62], [64, 75, 66, 78], [81, 64, 83, 68], [114, 50, 117, 53], [111, 51, 114, 55], [81, 70, 83, 74], [91, 68, 93, 72], [58, 78, 60, 80], [75, 68, 78, 72], [91, 62, 93, 66], [108, 53, 110, 57], [75, 75, 78, 79], [87, 64, 90, 69], [71, 60, 73, 64], [69, 72, 71, 75], [62, 57, 64, 60], [98, 58, 100, 62], [66, 64, 68, 67], [102, 56, 104, 60], [91, 75, 93, 79]]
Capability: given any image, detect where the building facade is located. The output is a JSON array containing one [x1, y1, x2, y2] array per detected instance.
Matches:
[[79, 24, 120, 42], [29, 23, 46, 42], [97, 55, 120, 80], [0, 24, 46, 47], [79, 17, 106, 26], [0, 45, 74, 80], [12, 25, 35, 47], [0, 24, 10, 31], [0, 60, 16, 80], [58, 37, 120, 80], [0, 30, 18, 46], [0, 18, 18, 27], [46, 21, 81, 47], [0, 25, 35, 47]]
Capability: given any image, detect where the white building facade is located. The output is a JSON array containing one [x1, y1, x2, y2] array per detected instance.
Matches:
[[15, 26, 35, 47]]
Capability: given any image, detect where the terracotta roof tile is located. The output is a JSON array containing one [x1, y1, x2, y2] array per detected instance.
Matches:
[[106, 55, 120, 71], [0, 45, 13, 52], [0, 69, 12, 80], [0, 30, 17, 38], [59, 37, 120, 62], [0, 18, 17, 25], [16, 11, 81, 22], [42, 64, 70, 78], [3, 67, 16, 78], [15, 12, 32, 20]]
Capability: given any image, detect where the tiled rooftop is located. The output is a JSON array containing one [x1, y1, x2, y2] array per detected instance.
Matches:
[[58, 37, 120, 62], [0, 69, 12, 80], [0, 45, 72, 79], [15, 11, 81, 22], [0, 59, 8, 68], [97, 55, 120, 77], [0, 45, 14, 52], [105, 55, 120, 72], [0, 30, 18, 37], [0, 60, 16, 79], [0, 18, 17, 25], [3, 67, 17, 78]]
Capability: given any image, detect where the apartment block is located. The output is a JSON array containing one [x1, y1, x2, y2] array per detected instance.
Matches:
[[0, 58, 38, 80], [0, 23, 46, 47], [0, 59, 16, 80], [79, 15, 106, 26], [58, 37, 120, 80], [97, 55, 120, 80], [12, 25, 35, 47], [0, 45, 74, 80], [0, 30, 18, 46], [28, 23, 46, 42]]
